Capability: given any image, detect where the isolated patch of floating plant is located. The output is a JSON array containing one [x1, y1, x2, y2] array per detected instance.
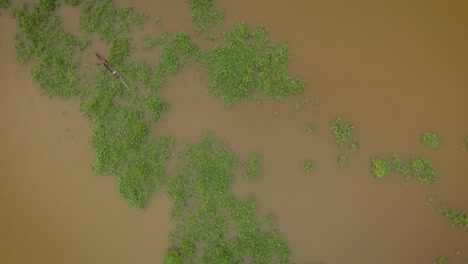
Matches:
[[371, 158, 391, 179], [371, 153, 438, 184], [438, 205, 468, 227], [302, 160, 314, 173], [304, 122, 317, 133], [330, 117, 359, 152], [166, 132, 291, 263], [421, 131, 439, 149], [338, 155, 347, 168], [433, 255, 448, 264], [330, 117, 359, 168]]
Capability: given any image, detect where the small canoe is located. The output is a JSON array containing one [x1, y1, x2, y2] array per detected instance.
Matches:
[[95, 53, 129, 88]]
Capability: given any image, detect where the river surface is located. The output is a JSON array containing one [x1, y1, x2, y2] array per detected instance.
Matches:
[[1, 1, 468, 263]]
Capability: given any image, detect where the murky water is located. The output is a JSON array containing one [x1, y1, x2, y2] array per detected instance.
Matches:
[[1, 1, 468, 263]]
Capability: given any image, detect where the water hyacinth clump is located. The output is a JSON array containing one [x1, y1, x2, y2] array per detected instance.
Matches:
[[371, 153, 438, 184], [438, 205, 468, 227], [166, 133, 291, 263], [330, 117, 359, 153], [422, 132, 439, 149], [197, 22, 307, 106]]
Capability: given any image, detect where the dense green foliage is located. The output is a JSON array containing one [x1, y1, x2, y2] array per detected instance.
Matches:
[[371, 158, 390, 179], [166, 133, 291, 263], [80, 0, 147, 42], [187, 0, 224, 40], [371, 153, 438, 184], [438, 205, 468, 227], [11, 3, 89, 98], [80, 72, 174, 209], [422, 132, 439, 149], [11, 0, 177, 209], [197, 22, 307, 106]]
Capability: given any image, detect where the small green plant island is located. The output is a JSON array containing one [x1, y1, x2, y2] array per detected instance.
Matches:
[[422, 132, 439, 149]]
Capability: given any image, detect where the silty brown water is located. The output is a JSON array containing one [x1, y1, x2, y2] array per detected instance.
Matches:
[[1, 1, 468, 263]]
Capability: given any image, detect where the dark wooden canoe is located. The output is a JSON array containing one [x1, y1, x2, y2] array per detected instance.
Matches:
[[95, 53, 129, 88]]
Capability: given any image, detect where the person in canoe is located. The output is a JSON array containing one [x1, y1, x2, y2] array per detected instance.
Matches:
[[95, 53, 129, 88]]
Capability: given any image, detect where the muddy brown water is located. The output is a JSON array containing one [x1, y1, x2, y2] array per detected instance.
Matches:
[[1, 1, 468, 263]]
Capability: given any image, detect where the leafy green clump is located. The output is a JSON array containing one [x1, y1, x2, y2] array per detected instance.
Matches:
[[422, 132, 439, 149], [80, 0, 147, 42], [371, 153, 438, 184], [166, 132, 291, 263], [302, 160, 313, 173], [304, 122, 317, 133], [141, 31, 198, 92], [391, 153, 438, 184], [371, 158, 391, 179], [244, 152, 261, 180], [0, 0, 10, 9], [330, 118, 359, 153], [338, 155, 346, 168], [187, 0, 224, 40], [433, 255, 448, 264], [438, 205, 468, 227], [197, 22, 307, 106], [11, 3, 89, 98], [80, 71, 174, 210]]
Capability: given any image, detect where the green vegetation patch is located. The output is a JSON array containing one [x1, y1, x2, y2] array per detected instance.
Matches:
[[331, 118, 358, 167], [80, 0, 147, 42], [166, 132, 291, 263], [338, 155, 347, 168], [81, 73, 174, 209], [422, 131, 439, 149], [0, 0, 10, 9], [438, 205, 468, 227], [10, 0, 308, 212], [197, 22, 307, 106], [371, 158, 391, 179], [11, 3, 90, 98], [11, 0, 180, 210], [330, 117, 359, 153], [244, 152, 261, 180], [149, 32, 199, 92], [434, 255, 448, 264], [187, 0, 224, 40], [371, 153, 438, 184], [302, 160, 314, 173], [304, 122, 317, 133]]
